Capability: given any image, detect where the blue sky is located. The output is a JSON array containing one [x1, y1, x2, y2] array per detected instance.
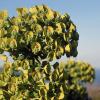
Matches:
[[0, 0, 100, 69]]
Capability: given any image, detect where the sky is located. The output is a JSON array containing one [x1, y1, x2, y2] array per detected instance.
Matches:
[[0, 0, 100, 69]]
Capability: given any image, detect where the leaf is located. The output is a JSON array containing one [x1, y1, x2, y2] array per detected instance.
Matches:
[[47, 26, 54, 34], [70, 85, 75, 90], [0, 10, 8, 19], [31, 42, 41, 54], [53, 62, 59, 69], [56, 46, 64, 57], [51, 97, 54, 100], [36, 79, 44, 86], [55, 23, 62, 34], [69, 23, 76, 33], [10, 25, 19, 34], [0, 89, 3, 100], [40, 88, 47, 96], [4, 62, 12, 70], [0, 55, 8, 61], [59, 62, 64, 74], [0, 80, 7, 87], [36, 5, 44, 11], [25, 31, 34, 42], [52, 69, 59, 82], [19, 26, 26, 32], [0, 28, 7, 38], [29, 6, 37, 14], [60, 22, 66, 29], [60, 86, 64, 92], [45, 9, 54, 20], [54, 41, 57, 48], [72, 49, 78, 57], [10, 96, 18, 100], [61, 13, 70, 22], [35, 24, 42, 33], [22, 60, 29, 69], [65, 44, 71, 53], [58, 92, 64, 99], [72, 31, 79, 40], [11, 17, 21, 25], [0, 19, 4, 24], [43, 64, 47, 73], [31, 15, 37, 22], [0, 38, 8, 50], [16, 8, 28, 16], [45, 84, 49, 91], [9, 38, 17, 49], [23, 70, 28, 80], [0, 89, 3, 95], [48, 51, 57, 61], [54, 11, 60, 19]]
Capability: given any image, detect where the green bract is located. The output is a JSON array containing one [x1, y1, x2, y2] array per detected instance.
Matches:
[[0, 5, 95, 100]]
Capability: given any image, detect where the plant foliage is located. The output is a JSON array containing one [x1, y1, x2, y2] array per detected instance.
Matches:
[[0, 5, 95, 100]]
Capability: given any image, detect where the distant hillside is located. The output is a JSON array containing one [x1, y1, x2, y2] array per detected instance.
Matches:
[[87, 84, 100, 100], [95, 69, 100, 83]]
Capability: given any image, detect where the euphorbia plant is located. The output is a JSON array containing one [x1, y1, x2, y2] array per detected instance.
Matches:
[[0, 5, 95, 100]]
